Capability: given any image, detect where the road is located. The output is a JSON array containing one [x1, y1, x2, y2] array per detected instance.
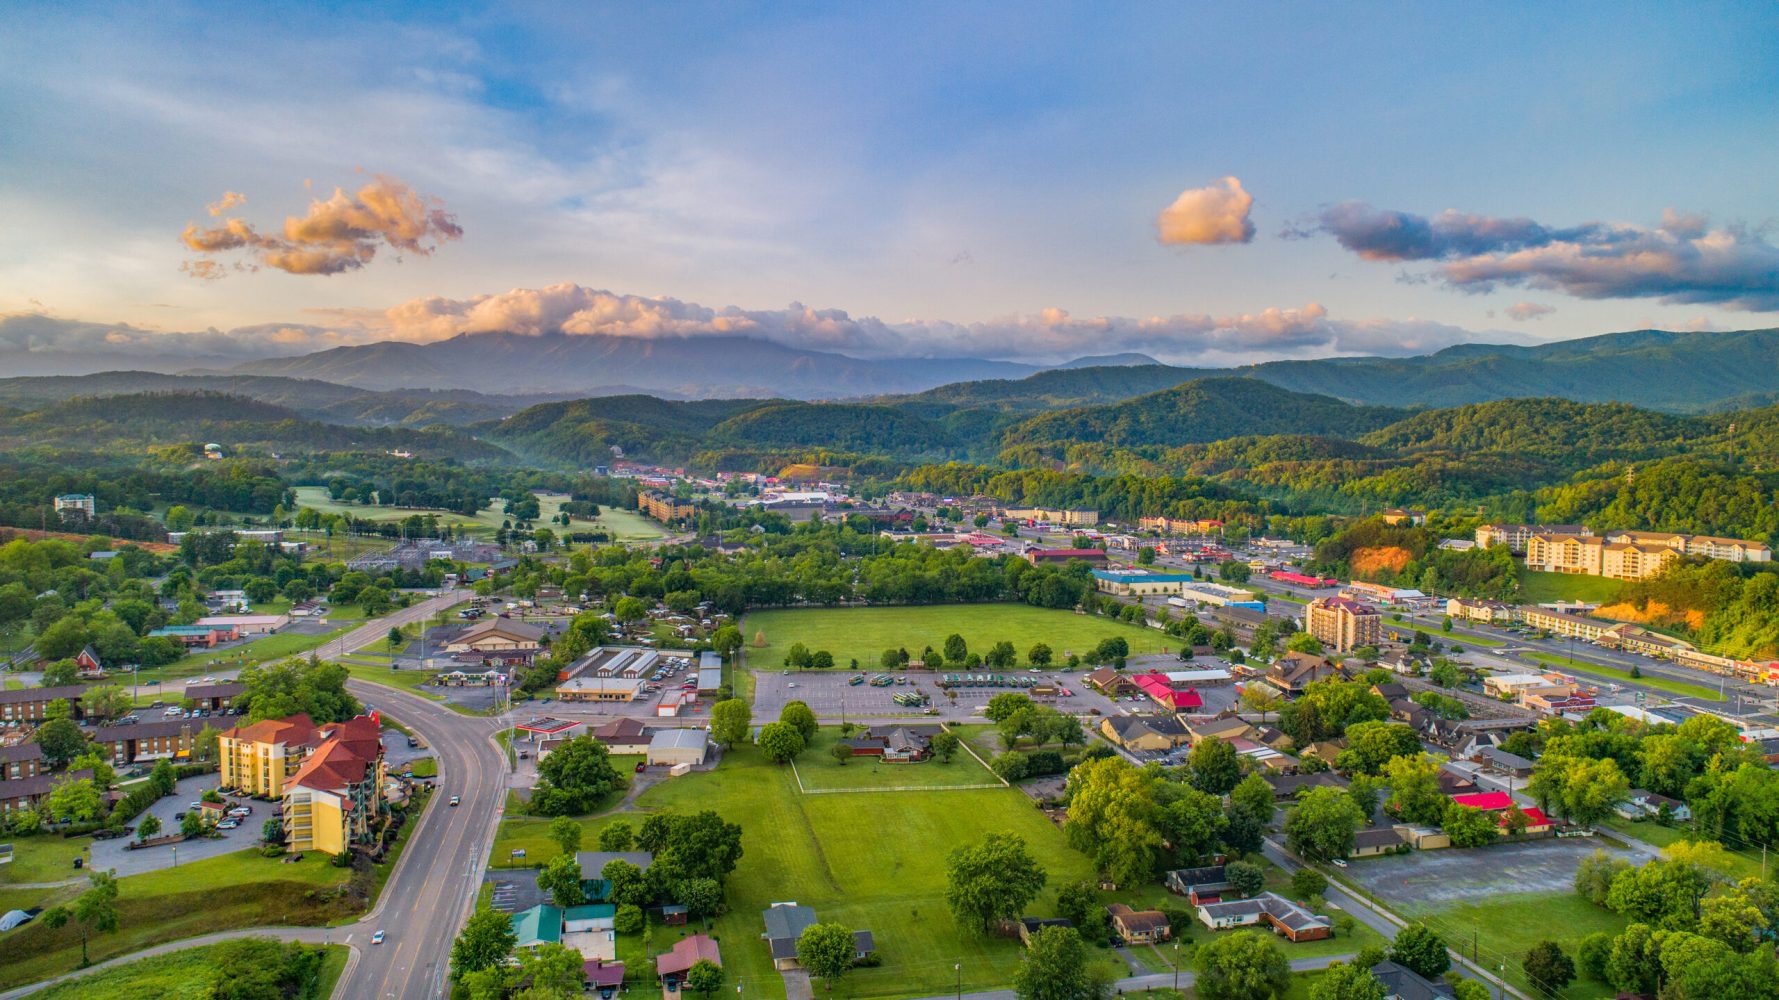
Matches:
[[2, 591, 512, 1000], [342, 679, 509, 1000]]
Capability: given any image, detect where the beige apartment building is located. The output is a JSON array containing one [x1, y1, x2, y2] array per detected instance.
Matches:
[[1475, 523, 1591, 553], [1304, 596, 1381, 653], [1001, 506, 1099, 526], [1527, 528, 1770, 581]]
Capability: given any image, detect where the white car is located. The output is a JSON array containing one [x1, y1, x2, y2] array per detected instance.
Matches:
[[371, 930, 386, 945], [1330, 858, 1348, 868]]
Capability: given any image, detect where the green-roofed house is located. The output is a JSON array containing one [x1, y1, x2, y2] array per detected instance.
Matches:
[[511, 904, 563, 948]]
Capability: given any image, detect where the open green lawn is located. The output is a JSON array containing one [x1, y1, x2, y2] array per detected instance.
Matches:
[[1517, 568, 1627, 606], [0, 848, 358, 990], [1523, 651, 1724, 701], [793, 728, 999, 791], [290, 487, 663, 544], [1599, 817, 1768, 881], [488, 756, 645, 866], [0, 835, 89, 885], [741, 604, 1171, 671], [30, 941, 348, 1000], [1405, 892, 1626, 1000], [495, 743, 1117, 998]]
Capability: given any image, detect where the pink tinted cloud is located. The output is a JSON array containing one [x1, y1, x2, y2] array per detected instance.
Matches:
[[181, 174, 462, 277], [1156, 177, 1256, 245]]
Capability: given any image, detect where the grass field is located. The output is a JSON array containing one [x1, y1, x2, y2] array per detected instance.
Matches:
[[741, 604, 1171, 671], [30, 941, 349, 1000], [290, 487, 664, 543], [1599, 816, 1768, 881], [0, 835, 88, 885], [490, 742, 1118, 998], [132, 620, 362, 687], [792, 728, 1000, 791], [1524, 651, 1724, 701], [0, 849, 358, 990], [1518, 569, 1627, 606], [1406, 892, 1625, 999]]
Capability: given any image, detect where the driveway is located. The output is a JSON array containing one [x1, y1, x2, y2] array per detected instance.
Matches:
[[91, 774, 264, 876]]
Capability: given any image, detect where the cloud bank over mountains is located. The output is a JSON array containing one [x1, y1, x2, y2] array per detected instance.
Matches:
[[1296, 202, 1779, 311], [1, 282, 1536, 367]]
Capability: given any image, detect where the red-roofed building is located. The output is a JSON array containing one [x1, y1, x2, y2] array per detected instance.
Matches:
[[1132, 673, 1203, 711], [1267, 571, 1338, 588], [656, 933, 721, 981], [283, 716, 388, 856], [1449, 791, 1552, 834]]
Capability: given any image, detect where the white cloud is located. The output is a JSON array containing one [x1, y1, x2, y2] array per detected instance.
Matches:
[[1156, 176, 1256, 246], [182, 175, 463, 276], [1506, 302, 1555, 321]]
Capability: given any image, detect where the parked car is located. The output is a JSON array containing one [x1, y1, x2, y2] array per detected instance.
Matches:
[[217, 819, 239, 830], [635, 762, 647, 773]]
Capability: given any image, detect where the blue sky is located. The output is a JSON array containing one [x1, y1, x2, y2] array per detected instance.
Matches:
[[2, 2, 1776, 364]]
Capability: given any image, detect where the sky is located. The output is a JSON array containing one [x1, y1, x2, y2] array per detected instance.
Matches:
[[2, 2, 1777, 367]]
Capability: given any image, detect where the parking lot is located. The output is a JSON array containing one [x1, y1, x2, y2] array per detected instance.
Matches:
[[750, 666, 1214, 723], [1341, 836, 1656, 910], [91, 773, 262, 877]]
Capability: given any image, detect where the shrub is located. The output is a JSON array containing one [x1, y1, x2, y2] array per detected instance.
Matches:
[[614, 904, 644, 934]]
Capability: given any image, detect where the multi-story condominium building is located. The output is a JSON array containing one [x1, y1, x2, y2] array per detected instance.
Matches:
[[1304, 596, 1381, 653], [221, 714, 323, 798], [53, 494, 96, 517], [1002, 506, 1099, 526], [282, 716, 387, 855], [637, 490, 697, 523], [1518, 606, 1613, 641], [1475, 523, 1591, 553], [1138, 515, 1225, 535], [0, 685, 88, 724], [1527, 528, 1769, 580], [1604, 530, 1772, 564]]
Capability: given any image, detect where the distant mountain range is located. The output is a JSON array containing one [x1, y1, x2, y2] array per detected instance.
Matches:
[[224, 332, 1044, 398]]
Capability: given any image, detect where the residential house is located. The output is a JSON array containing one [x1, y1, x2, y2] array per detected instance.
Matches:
[[1196, 893, 1331, 941], [72, 646, 104, 678], [1616, 789, 1692, 822], [1371, 959, 1456, 1000], [843, 724, 940, 762], [1351, 827, 1406, 857], [1298, 740, 1345, 764], [761, 904, 874, 971], [583, 959, 625, 997], [1262, 771, 1349, 801], [575, 851, 656, 892], [1265, 651, 1341, 696], [1016, 917, 1074, 947], [1100, 715, 1190, 752], [655, 934, 722, 984], [1166, 865, 1233, 905], [1106, 903, 1171, 945], [1186, 716, 1254, 746], [1445, 597, 1517, 625], [1473, 746, 1534, 779]]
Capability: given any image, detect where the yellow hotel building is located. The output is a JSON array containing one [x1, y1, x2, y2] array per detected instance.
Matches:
[[220, 713, 388, 854]]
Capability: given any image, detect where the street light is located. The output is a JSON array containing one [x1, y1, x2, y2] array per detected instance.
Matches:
[[1172, 941, 1181, 989], [954, 962, 961, 1000]]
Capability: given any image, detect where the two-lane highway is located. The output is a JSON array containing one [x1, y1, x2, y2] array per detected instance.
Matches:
[[343, 680, 509, 1000]]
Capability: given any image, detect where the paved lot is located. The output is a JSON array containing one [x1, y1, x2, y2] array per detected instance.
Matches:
[[1342, 836, 1657, 909], [91, 774, 263, 876]]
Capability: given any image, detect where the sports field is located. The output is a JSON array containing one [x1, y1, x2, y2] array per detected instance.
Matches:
[[741, 603, 1171, 669], [289, 487, 664, 543]]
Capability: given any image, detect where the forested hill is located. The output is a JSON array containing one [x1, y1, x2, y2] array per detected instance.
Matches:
[[1000, 377, 1409, 449], [1358, 399, 1705, 462], [893, 327, 1779, 414], [0, 391, 510, 461], [0, 371, 576, 427]]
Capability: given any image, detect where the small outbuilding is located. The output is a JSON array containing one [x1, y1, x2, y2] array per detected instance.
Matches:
[[647, 728, 710, 766]]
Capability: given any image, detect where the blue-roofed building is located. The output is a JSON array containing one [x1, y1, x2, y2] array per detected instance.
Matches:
[[1091, 569, 1198, 597]]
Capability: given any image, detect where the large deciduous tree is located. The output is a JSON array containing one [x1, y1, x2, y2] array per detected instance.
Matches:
[[945, 832, 1047, 933]]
